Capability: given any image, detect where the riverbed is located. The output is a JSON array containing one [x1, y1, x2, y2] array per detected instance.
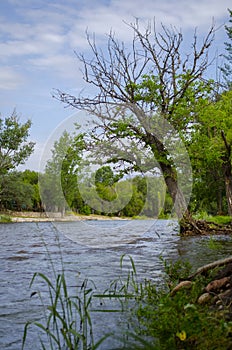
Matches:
[[1, 219, 232, 349]]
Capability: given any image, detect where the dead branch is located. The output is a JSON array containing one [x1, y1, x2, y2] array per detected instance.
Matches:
[[188, 256, 232, 280]]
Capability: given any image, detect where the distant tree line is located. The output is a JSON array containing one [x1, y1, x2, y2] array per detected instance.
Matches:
[[0, 114, 168, 217]]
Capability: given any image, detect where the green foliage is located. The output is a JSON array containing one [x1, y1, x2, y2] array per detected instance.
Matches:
[[136, 260, 232, 350], [189, 90, 232, 215], [161, 258, 192, 286], [0, 170, 41, 211], [40, 130, 86, 214], [57, 22, 217, 221], [0, 214, 11, 222], [121, 182, 145, 217], [0, 171, 35, 210], [22, 254, 141, 350], [94, 166, 121, 203], [79, 204, 91, 215], [0, 112, 36, 211], [0, 111, 35, 175], [121, 176, 166, 218], [193, 211, 213, 221], [206, 215, 232, 225], [95, 166, 118, 187]]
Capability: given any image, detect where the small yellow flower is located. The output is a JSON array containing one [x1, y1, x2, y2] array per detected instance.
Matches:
[[176, 330, 187, 341]]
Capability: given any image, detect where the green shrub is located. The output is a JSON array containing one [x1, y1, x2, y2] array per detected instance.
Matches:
[[135, 260, 232, 350], [0, 214, 11, 223], [207, 215, 232, 225]]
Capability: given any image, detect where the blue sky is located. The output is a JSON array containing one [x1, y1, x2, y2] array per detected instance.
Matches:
[[0, 0, 231, 170]]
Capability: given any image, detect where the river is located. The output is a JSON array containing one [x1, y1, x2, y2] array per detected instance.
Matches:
[[1, 219, 232, 349]]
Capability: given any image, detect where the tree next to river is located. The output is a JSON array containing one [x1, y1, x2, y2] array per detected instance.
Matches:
[[0, 111, 35, 210], [55, 19, 218, 233], [189, 90, 232, 216], [188, 9, 232, 217], [0, 111, 35, 175], [39, 129, 86, 215]]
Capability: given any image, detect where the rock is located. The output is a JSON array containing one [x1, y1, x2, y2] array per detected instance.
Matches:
[[205, 277, 230, 293], [198, 292, 212, 305], [170, 280, 192, 296], [186, 258, 232, 319]]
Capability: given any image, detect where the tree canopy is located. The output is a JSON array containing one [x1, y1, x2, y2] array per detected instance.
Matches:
[[0, 111, 35, 175]]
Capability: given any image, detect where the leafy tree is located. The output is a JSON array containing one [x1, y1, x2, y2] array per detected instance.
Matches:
[[121, 183, 144, 217], [190, 90, 232, 216], [95, 165, 122, 202], [0, 171, 35, 211], [0, 110, 35, 174], [0, 111, 35, 210], [21, 170, 41, 210], [40, 130, 85, 215], [56, 20, 215, 231], [140, 176, 166, 217], [95, 166, 120, 187]]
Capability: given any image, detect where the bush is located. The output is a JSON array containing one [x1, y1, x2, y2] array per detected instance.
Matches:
[[79, 205, 91, 215], [0, 214, 11, 222]]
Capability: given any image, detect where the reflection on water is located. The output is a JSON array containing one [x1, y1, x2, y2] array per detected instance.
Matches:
[[1, 220, 232, 349]]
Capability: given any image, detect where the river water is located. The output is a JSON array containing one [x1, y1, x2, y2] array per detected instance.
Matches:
[[1, 219, 232, 349]]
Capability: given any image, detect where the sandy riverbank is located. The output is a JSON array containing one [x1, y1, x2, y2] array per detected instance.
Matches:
[[2, 211, 128, 223]]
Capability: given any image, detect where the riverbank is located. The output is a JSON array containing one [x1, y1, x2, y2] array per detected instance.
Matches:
[[2, 219, 232, 348], [0, 210, 129, 223]]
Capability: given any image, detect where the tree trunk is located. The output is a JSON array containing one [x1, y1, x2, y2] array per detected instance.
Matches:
[[224, 169, 232, 216], [216, 186, 223, 215], [159, 161, 188, 220]]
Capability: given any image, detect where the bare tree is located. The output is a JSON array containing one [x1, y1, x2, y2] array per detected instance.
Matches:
[[55, 20, 215, 230]]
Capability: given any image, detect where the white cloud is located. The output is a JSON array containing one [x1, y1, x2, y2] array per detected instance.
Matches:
[[27, 53, 81, 80], [0, 66, 24, 90], [0, 0, 230, 92], [68, 0, 230, 37]]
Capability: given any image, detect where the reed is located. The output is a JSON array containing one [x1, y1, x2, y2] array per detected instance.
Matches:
[[22, 251, 149, 349], [22, 251, 232, 349], [22, 271, 111, 349]]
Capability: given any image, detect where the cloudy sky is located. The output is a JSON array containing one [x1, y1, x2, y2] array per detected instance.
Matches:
[[0, 0, 231, 170]]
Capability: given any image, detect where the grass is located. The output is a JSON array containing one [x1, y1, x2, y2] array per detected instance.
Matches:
[[206, 215, 232, 225], [193, 211, 232, 225]]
